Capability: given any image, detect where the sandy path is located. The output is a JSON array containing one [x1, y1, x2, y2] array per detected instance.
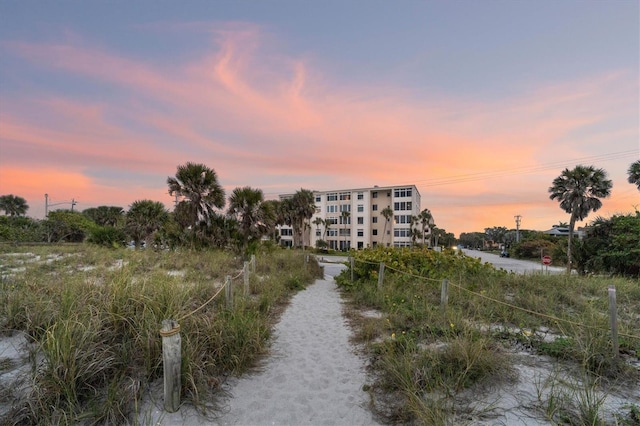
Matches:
[[152, 261, 379, 426]]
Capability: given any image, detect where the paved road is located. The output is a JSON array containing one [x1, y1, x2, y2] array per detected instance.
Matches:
[[461, 249, 566, 274]]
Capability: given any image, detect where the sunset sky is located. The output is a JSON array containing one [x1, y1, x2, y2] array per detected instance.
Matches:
[[1, 1, 638, 237]]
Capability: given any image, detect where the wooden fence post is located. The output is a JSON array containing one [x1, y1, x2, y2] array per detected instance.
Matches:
[[440, 279, 449, 311], [243, 261, 250, 295], [225, 275, 233, 310], [350, 256, 354, 282], [250, 254, 256, 273], [160, 319, 181, 413], [377, 262, 385, 289], [608, 285, 618, 358]]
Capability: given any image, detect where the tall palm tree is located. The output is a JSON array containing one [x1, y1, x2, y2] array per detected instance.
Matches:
[[549, 165, 612, 273], [312, 216, 324, 246], [289, 189, 315, 249], [380, 206, 393, 247], [628, 160, 640, 191], [126, 200, 169, 248], [341, 210, 350, 251], [417, 208, 434, 246], [227, 186, 266, 254], [167, 162, 225, 228], [0, 194, 29, 216]]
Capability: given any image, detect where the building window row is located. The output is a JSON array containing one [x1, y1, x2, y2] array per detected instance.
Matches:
[[339, 192, 351, 201], [394, 228, 411, 238], [394, 187, 413, 198], [394, 201, 412, 211], [394, 214, 413, 224], [327, 193, 338, 201]]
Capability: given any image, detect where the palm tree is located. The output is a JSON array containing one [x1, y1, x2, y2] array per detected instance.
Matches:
[[0, 194, 29, 216], [417, 209, 434, 246], [167, 162, 225, 228], [628, 160, 640, 191], [289, 189, 315, 249], [380, 206, 393, 247], [549, 165, 612, 273], [341, 210, 350, 251], [312, 216, 324, 246], [125, 200, 169, 248], [227, 186, 266, 254]]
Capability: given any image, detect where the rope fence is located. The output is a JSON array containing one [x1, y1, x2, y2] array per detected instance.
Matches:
[[346, 256, 640, 342], [160, 253, 260, 412]]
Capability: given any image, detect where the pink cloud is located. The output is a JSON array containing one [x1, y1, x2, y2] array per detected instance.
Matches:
[[1, 25, 637, 234]]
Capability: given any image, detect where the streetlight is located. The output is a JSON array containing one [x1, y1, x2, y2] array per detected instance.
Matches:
[[44, 194, 78, 217]]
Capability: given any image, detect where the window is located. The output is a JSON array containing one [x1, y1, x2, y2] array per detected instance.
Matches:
[[327, 229, 338, 237], [339, 204, 351, 212], [339, 192, 351, 201], [339, 229, 351, 236], [372, 204, 378, 211], [394, 187, 413, 198], [280, 228, 293, 236], [357, 192, 364, 200], [394, 228, 411, 238], [394, 214, 412, 224], [357, 217, 364, 225], [372, 229, 378, 236], [315, 207, 320, 213], [394, 201, 412, 211], [339, 216, 351, 225], [357, 229, 364, 237], [315, 230, 321, 237], [315, 196, 321, 202], [372, 217, 378, 223], [357, 204, 364, 212], [372, 191, 378, 198], [327, 193, 338, 201], [327, 205, 338, 213]]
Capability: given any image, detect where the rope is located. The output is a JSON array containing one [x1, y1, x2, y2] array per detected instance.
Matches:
[[176, 267, 243, 321], [159, 323, 181, 337], [349, 257, 640, 341], [446, 280, 640, 340]]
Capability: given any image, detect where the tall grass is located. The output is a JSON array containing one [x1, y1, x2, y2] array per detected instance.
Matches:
[[338, 247, 640, 424], [0, 245, 322, 424]]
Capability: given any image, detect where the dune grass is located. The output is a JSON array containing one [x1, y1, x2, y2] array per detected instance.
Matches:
[[0, 244, 322, 425], [337, 247, 640, 424]]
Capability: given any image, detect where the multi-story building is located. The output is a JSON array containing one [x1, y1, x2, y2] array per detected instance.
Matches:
[[279, 184, 423, 250]]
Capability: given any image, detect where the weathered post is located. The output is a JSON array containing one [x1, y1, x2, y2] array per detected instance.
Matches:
[[440, 279, 449, 311], [377, 262, 385, 289], [250, 254, 256, 273], [160, 319, 181, 413], [225, 275, 233, 310], [350, 256, 354, 282], [608, 285, 618, 358], [243, 261, 250, 295]]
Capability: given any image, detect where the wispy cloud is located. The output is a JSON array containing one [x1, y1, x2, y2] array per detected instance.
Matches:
[[1, 23, 637, 232]]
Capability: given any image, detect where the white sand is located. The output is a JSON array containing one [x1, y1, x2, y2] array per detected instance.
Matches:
[[151, 261, 380, 426]]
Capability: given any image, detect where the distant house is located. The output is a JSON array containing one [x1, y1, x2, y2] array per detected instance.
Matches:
[[543, 226, 585, 239]]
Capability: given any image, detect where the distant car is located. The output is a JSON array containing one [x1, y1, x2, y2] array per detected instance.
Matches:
[[500, 251, 510, 258]]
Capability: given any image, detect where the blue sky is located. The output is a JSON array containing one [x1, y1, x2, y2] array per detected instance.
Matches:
[[0, 1, 638, 235]]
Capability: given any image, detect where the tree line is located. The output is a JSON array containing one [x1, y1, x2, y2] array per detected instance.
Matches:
[[1, 160, 639, 274], [0, 162, 319, 255]]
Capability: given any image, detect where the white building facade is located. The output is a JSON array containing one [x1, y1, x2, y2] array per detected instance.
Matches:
[[279, 184, 423, 250]]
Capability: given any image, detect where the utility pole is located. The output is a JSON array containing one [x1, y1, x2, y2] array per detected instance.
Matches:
[[514, 214, 522, 243]]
